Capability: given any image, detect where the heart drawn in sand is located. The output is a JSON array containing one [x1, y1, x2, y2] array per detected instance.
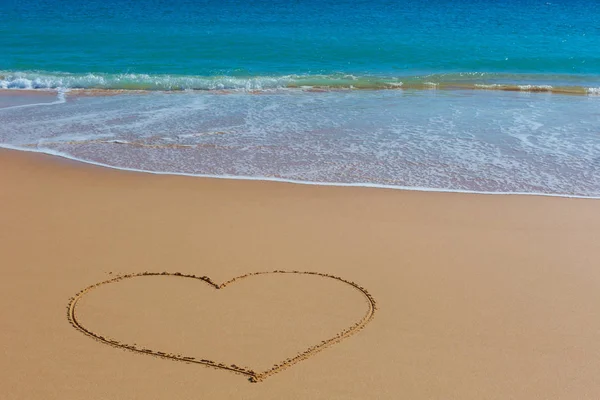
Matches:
[[67, 271, 377, 382]]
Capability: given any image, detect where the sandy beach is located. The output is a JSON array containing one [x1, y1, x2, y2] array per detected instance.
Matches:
[[2, 148, 600, 399]]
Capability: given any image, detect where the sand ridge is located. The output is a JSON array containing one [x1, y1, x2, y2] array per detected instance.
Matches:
[[67, 270, 377, 382]]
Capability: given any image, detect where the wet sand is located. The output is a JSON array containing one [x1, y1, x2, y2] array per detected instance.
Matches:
[[0, 89, 60, 108], [1, 148, 600, 399]]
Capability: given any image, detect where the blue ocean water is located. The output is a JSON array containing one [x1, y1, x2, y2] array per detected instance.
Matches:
[[2, 0, 600, 90], [1, 0, 599, 196]]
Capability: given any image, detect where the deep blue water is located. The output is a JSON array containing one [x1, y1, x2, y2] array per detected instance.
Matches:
[[2, 0, 600, 89]]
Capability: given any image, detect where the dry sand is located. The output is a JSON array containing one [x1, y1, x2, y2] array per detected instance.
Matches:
[[1, 148, 600, 399]]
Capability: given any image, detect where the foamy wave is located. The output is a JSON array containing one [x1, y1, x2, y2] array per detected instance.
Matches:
[[518, 85, 553, 92], [0, 70, 598, 95], [476, 83, 555, 92], [475, 84, 502, 89], [0, 71, 295, 91], [0, 71, 401, 91], [588, 87, 600, 95]]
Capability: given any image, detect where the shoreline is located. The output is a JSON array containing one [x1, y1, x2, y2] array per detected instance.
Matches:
[[2, 144, 598, 200]]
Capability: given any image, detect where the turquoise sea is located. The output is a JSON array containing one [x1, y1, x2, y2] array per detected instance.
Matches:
[[1, 0, 599, 196]]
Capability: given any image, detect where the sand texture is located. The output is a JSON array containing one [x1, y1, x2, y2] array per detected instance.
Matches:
[[1, 149, 600, 399]]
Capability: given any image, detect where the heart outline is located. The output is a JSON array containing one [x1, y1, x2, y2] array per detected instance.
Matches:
[[67, 270, 377, 382]]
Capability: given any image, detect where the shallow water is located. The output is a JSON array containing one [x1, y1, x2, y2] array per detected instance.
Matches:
[[2, 90, 599, 197]]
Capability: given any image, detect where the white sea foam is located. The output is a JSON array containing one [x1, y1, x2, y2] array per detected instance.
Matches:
[[475, 84, 502, 89], [0, 71, 297, 91], [518, 84, 553, 91], [106, 139, 130, 144]]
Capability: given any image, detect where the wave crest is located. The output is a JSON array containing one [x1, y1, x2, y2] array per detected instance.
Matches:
[[0, 71, 297, 91], [1, 70, 599, 95]]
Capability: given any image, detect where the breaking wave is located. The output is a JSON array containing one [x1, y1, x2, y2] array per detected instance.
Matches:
[[1, 70, 599, 95]]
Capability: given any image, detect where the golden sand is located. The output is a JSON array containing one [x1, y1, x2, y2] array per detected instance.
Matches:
[[69, 271, 376, 382], [1, 148, 600, 399]]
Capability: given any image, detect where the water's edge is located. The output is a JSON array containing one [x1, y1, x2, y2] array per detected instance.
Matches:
[[2, 144, 597, 200]]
